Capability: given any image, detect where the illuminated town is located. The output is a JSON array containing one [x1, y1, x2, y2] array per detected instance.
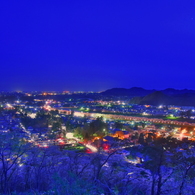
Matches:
[[1, 90, 195, 194]]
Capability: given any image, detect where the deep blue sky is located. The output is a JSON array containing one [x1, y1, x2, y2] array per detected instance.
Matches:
[[1, 0, 195, 92]]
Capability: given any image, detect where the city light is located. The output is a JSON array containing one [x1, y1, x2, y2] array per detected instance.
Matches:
[[66, 132, 74, 139]]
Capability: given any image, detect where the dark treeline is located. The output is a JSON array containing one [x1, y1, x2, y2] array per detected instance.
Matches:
[[0, 132, 195, 195]]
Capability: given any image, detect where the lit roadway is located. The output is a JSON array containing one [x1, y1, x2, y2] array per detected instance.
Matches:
[[73, 111, 195, 127], [43, 103, 195, 127]]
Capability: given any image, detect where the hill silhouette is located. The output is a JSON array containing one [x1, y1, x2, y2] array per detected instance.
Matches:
[[101, 87, 155, 96], [130, 91, 195, 106], [101, 87, 195, 106]]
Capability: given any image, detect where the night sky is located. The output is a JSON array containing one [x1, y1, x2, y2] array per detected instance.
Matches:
[[1, 1, 195, 92]]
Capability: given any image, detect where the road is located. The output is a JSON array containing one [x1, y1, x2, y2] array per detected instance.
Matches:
[[73, 111, 195, 127]]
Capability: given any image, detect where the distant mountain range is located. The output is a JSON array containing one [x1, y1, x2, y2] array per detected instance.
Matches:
[[101, 87, 155, 96], [101, 87, 195, 106]]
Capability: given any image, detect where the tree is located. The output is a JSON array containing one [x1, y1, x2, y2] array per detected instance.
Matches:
[[127, 138, 184, 195], [50, 109, 59, 116], [74, 127, 83, 139], [145, 133, 154, 143], [0, 133, 31, 194], [141, 122, 146, 129], [86, 117, 108, 138], [138, 133, 145, 145], [115, 121, 123, 129], [177, 148, 195, 195], [52, 121, 62, 132]]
